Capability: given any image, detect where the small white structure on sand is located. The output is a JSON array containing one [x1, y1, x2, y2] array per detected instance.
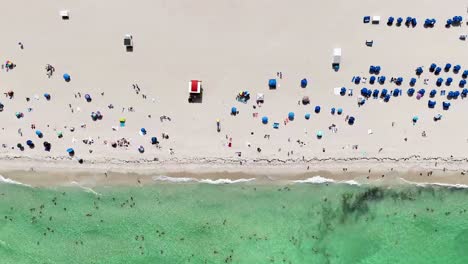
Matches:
[[60, 10, 70, 20], [372, 16, 380, 24], [124, 34, 133, 47], [256, 93, 264, 103], [332, 48, 342, 71]]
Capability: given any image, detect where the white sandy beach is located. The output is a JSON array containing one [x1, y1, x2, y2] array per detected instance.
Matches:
[[2, 0, 468, 185]]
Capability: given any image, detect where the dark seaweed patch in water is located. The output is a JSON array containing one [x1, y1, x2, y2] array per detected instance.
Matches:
[[341, 188, 384, 218]]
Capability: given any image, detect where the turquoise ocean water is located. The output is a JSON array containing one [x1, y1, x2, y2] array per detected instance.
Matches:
[[1, 180, 468, 263]]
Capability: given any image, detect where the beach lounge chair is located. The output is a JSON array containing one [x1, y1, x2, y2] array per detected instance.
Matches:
[[60, 10, 70, 20], [273, 123, 279, 129], [372, 16, 381, 24], [365, 40, 373, 47], [363, 16, 371, 23]]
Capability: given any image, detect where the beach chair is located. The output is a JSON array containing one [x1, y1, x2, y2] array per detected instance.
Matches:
[[365, 40, 373, 47], [273, 123, 279, 129], [60, 10, 70, 20], [363, 16, 371, 23]]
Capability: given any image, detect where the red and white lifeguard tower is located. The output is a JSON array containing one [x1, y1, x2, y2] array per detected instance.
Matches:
[[188, 80, 202, 102]]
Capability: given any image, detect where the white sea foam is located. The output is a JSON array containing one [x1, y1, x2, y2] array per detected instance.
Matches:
[[152, 175, 196, 183], [0, 175, 30, 187], [399, 178, 468, 189], [70, 181, 101, 195], [153, 175, 256, 184], [199, 178, 256, 184], [293, 176, 361, 185]]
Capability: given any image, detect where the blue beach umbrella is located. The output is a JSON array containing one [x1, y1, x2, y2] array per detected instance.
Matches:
[[331, 108, 336, 115], [415, 67, 423, 75], [151, 137, 158, 144], [453, 91, 460, 98], [337, 108, 343, 115], [305, 113, 311, 120], [446, 18, 453, 27], [85, 94, 92, 102], [411, 17, 417, 27], [446, 77, 453, 86], [418, 89, 426, 96], [44, 93, 51, 100], [454, 65, 461, 73], [393, 89, 400, 97], [372, 89, 379, 98], [66, 148, 75, 156], [35, 130, 43, 138], [288, 112, 295, 120], [268, 79, 277, 89], [26, 140, 34, 148], [348, 116, 355, 125], [410, 78, 417, 86], [301, 78, 308, 88], [463, 70, 468, 79], [405, 16, 412, 26], [375, 66, 381, 74], [397, 17, 403, 25], [369, 76, 376, 84], [395, 77, 403, 85], [429, 63, 437, 72], [435, 67, 441, 75], [231, 107, 237, 115], [361, 88, 368, 96], [407, 88, 415, 96], [354, 76, 361, 84], [430, 89, 437, 97], [262, 116, 269, 124], [378, 76, 386, 84], [460, 79, 467, 88], [384, 94, 391, 102], [369, 65, 376, 74], [444, 63, 452, 72], [314, 106, 321, 113], [63, 73, 71, 82], [138, 146, 145, 153], [140, 128, 147, 135], [462, 89, 468, 97], [387, 16, 394, 25], [381, 89, 388, 97], [436, 78, 443, 86], [340, 87, 346, 95]]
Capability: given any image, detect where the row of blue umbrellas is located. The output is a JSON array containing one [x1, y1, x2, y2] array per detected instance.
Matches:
[[429, 63, 466, 75], [268, 78, 309, 89], [387, 16, 417, 27], [427, 100, 455, 109], [446, 16, 463, 27]]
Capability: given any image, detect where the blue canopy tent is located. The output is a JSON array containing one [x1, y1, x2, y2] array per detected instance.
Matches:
[[387, 16, 394, 25], [378, 76, 386, 84], [375, 66, 381, 74], [369, 76, 376, 84], [462, 89, 468, 97], [140, 128, 147, 135], [446, 77, 453, 86], [301, 78, 308, 88], [430, 89, 437, 97], [35, 130, 43, 138], [337, 108, 343, 115], [428, 100, 436, 108], [463, 70, 468, 79], [407, 88, 415, 96], [331, 108, 336, 115], [288, 112, 295, 120], [262, 116, 269, 124], [415, 67, 423, 75], [66, 148, 75, 156], [384, 94, 391, 102], [372, 89, 379, 98], [348, 116, 355, 125], [396, 17, 403, 25], [231, 107, 237, 115], [314, 106, 321, 113], [63, 73, 71, 82], [443, 101, 451, 110], [460, 79, 467, 88], [454, 65, 461, 73], [429, 63, 437, 72], [268, 79, 277, 89], [396, 77, 403, 85], [354, 76, 361, 84], [381, 89, 388, 97], [436, 78, 443, 86], [151, 137, 158, 144], [340, 87, 346, 96], [409, 78, 417, 86], [305, 113, 311, 120], [444, 63, 452, 72], [435, 67, 442, 75], [85, 94, 92, 102]]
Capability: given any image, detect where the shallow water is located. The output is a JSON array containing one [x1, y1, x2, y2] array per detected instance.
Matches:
[[0, 182, 468, 263]]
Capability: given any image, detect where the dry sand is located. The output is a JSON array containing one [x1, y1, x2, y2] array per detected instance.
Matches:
[[1, 0, 468, 185]]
